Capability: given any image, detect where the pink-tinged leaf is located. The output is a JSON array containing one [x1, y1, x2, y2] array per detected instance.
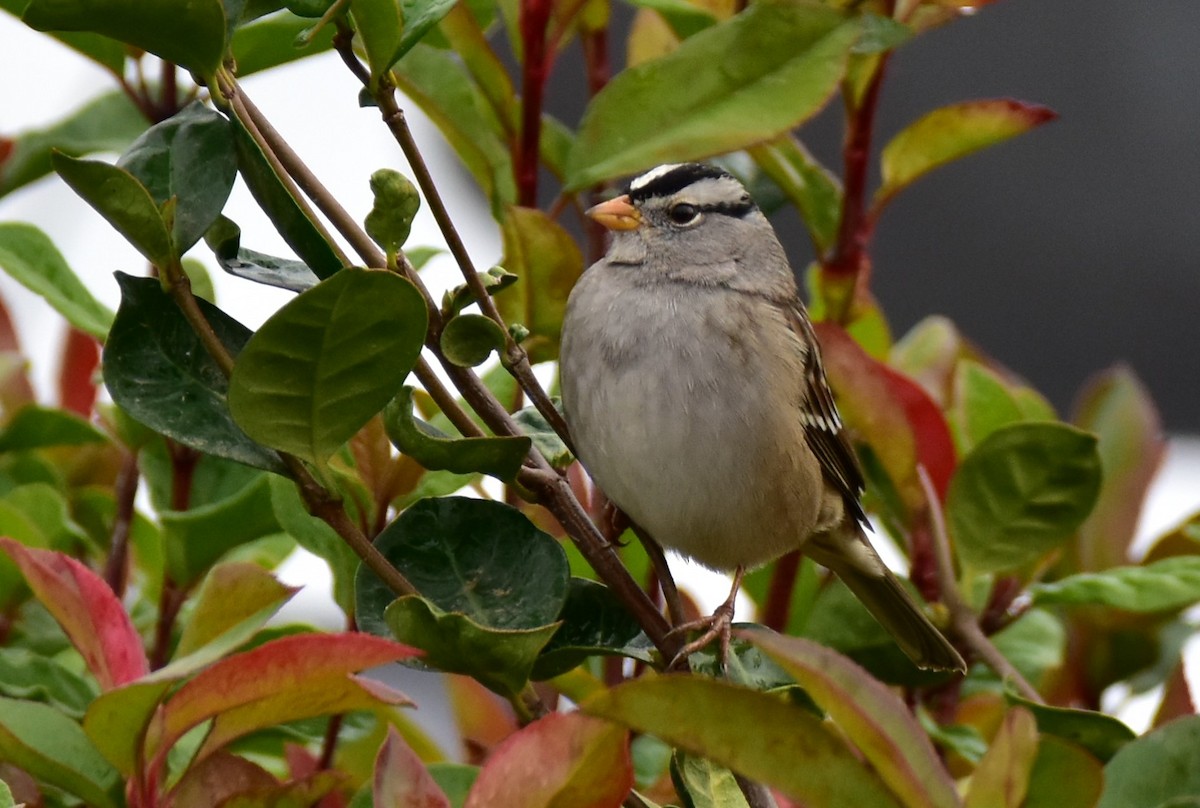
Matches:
[[1071, 365, 1166, 571], [174, 562, 298, 659], [0, 296, 35, 414], [814, 323, 920, 510], [58, 327, 101, 416], [445, 674, 519, 762], [743, 629, 960, 808], [876, 99, 1057, 209], [464, 712, 631, 808], [964, 707, 1038, 808], [286, 744, 349, 808], [375, 727, 452, 808], [150, 633, 420, 766], [0, 537, 147, 690], [878, 362, 957, 500], [171, 750, 279, 808], [583, 676, 903, 807]]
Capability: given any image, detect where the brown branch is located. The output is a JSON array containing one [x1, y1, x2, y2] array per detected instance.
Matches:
[[103, 450, 140, 598], [918, 466, 1042, 703]]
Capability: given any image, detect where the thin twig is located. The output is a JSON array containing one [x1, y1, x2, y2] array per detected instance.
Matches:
[[103, 450, 140, 598], [918, 466, 1043, 703]]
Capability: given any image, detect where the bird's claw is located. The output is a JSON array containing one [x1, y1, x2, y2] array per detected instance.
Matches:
[[664, 599, 735, 671]]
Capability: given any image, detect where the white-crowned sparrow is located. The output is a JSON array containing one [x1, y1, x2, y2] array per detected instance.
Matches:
[[559, 162, 965, 672]]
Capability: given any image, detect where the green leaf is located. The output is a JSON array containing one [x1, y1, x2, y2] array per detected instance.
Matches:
[[532, 578, 654, 680], [104, 273, 285, 472], [391, 45, 516, 213], [205, 215, 321, 292], [0, 223, 114, 338], [947, 422, 1102, 573], [230, 8, 337, 76], [0, 90, 146, 197], [160, 473, 283, 585], [748, 135, 842, 254], [950, 359, 1025, 454], [230, 117, 344, 278], [566, 1, 859, 189], [0, 404, 106, 452], [1030, 557, 1200, 613], [365, 168, 421, 256], [0, 646, 99, 718], [0, 778, 12, 808], [51, 153, 174, 266], [23, 0, 228, 80], [117, 102, 238, 254], [382, 386, 531, 481], [1072, 365, 1166, 571], [440, 313, 507, 367], [625, 0, 716, 39], [984, 608, 1066, 690], [1023, 737, 1104, 808], [672, 752, 749, 808], [876, 99, 1057, 208], [964, 707, 1038, 808], [442, 265, 519, 317], [495, 206, 583, 364], [385, 595, 560, 697], [0, 696, 122, 808], [745, 629, 961, 808], [269, 474, 359, 615], [174, 561, 297, 658], [349, 0, 404, 84], [1006, 692, 1135, 763], [428, 763, 478, 808], [582, 676, 903, 807], [1098, 716, 1200, 808], [513, 403, 573, 469], [228, 267, 427, 466], [356, 496, 569, 635]]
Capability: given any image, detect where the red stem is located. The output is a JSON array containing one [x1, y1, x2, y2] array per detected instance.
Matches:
[[760, 550, 801, 631], [517, 0, 554, 207], [581, 25, 612, 264], [103, 451, 140, 598]]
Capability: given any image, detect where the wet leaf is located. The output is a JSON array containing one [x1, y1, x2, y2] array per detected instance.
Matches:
[[876, 99, 1056, 209], [463, 713, 631, 808], [583, 676, 903, 806], [228, 267, 427, 467], [947, 422, 1102, 573], [567, 2, 859, 189]]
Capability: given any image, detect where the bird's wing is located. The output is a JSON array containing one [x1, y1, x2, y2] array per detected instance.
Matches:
[[785, 303, 868, 525]]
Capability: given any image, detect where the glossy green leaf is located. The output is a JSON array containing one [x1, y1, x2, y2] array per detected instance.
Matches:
[[0, 404, 106, 451], [269, 474, 359, 614], [350, 0, 404, 84], [876, 99, 1056, 208], [748, 135, 842, 253], [382, 386, 531, 481], [964, 707, 1038, 808], [231, 117, 344, 278], [947, 422, 1102, 572], [951, 359, 1025, 454], [532, 578, 654, 680], [566, 1, 859, 189], [440, 313, 507, 367], [1097, 715, 1200, 807], [0, 223, 114, 338], [441, 266, 517, 316], [385, 595, 561, 697], [230, 8, 337, 75], [1072, 366, 1166, 571], [672, 752, 749, 808], [357, 496, 569, 635], [1030, 557, 1200, 613], [495, 206, 584, 363], [0, 696, 122, 808], [23, 0, 228, 80], [688, 635, 797, 692], [1023, 737, 1104, 808], [51, 153, 174, 266], [745, 629, 960, 808], [103, 273, 285, 472], [205, 215, 321, 292], [1006, 692, 1134, 763], [116, 102, 238, 253], [228, 267, 427, 466], [391, 45, 516, 212], [428, 763, 479, 808], [583, 676, 903, 807], [365, 168, 421, 256], [0, 647, 98, 718], [463, 712, 631, 808], [513, 402, 573, 470], [0, 90, 145, 196]]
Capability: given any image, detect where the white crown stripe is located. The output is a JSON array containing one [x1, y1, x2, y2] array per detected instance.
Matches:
[[629, 163, 685, 191]]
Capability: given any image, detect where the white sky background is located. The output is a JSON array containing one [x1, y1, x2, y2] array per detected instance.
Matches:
[[2, 14, 1198, 730]]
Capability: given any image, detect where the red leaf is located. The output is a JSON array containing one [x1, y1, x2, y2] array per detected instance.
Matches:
[[0, 537, 147, 690], [151, 633, 420, 765], [58, 327, 101, 416], [445, 674, 519, 763], [464, 712, 631, 808], [877, 363, 957, 500], [374, 727, 451, 808]]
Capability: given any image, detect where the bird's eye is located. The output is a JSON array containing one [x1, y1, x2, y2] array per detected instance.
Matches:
[[667, 203, 700, 225]]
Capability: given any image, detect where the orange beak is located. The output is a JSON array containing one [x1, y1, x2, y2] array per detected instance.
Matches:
[[586, 194, 642, 231]]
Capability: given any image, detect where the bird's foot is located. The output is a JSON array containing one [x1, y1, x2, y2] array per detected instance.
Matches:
[[663, 566, 743, 670]]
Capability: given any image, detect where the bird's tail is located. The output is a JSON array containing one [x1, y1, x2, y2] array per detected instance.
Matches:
[[806, 531, 966, 673]]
